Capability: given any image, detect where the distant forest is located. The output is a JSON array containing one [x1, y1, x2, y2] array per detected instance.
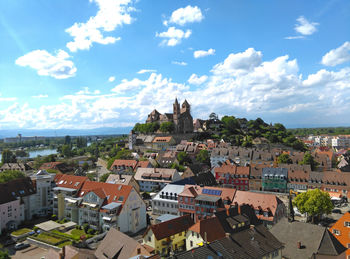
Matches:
[[288, 127, 350, 137]]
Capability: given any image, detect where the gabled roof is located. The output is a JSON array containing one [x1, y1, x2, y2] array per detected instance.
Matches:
[[95, 227, 151, 259], [329, 212, 350, 249], [317, 229, 346, 256], [147, 215, 194, 240], [79, 181, 133, 211], [188, 217, 226, 242], [152, 136, 174, 143], [110, 159, 138, 170], [270, 217, 325, 259], [233, 190, 282, 220], [0, 177, 36, 204]]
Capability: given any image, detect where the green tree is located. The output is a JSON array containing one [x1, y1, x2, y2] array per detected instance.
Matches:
[[277, 153, 292, 164], [293, 188, 333, 223], [177, 151, 191, 165], [100, 173, 111, 182], [82, 162, 89, 171], [0, 250, 10, 259], [160, 122, 175, 133], [196, 149, 210, 165], [61, 144, 72, 157], [64, 135, 71, 145], [1, 149, 16, 163], [0, 170, 26, 183], [299, 151, 319, 171]]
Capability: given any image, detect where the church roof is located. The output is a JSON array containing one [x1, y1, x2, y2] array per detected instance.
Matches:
[[182, 99, 190, 107]]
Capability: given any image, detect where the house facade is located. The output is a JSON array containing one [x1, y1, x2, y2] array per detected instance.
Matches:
[[262, 167, 288, 193], [152, 184, 184, 215], [134, 168, 181, 192]]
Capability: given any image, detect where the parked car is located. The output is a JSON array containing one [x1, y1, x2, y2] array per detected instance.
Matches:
[[332, 209, 342, 214], [14, 243, 30, 250]]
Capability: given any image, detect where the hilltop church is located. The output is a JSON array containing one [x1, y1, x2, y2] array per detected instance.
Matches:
[[146, 98, 194, 134]]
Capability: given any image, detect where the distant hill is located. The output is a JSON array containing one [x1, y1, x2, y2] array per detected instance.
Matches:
[[0, 127, 132, 139]]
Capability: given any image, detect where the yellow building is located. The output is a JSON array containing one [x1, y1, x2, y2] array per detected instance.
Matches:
[[185, 217, 226, 250], [142, 215, 194, 257]]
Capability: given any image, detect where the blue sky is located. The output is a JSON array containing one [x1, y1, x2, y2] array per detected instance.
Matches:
[[0, 0, 349, 130]]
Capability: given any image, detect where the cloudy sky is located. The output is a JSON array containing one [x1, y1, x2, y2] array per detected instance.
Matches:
[[0, 0, 350, 130]]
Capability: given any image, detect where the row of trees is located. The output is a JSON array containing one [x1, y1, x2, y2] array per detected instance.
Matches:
[[277, 152, 319, 170], [133, 122, 175, 133], [289, 127, 350, 137], [206, 114, 306, 151], [0, 170, 26, 183]]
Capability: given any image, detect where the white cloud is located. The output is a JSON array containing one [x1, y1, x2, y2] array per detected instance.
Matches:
[[156, 27, 191, 46], [0, 93, 17, 102], [137, 69, 157, 74], [193, 48, 215, 58], [284, 36, 305, 40], [172, 61, 187, 66], [15, 49, 77, 79], [65, 0, 135, 52], [32, 95, 48, 99], [108, 76, 116, 82], [4, 48, 350, 129], [294, 16, 319, 35], [321, 41, 350, 66], [211, 48, 262, 75], [188, 74, 208, 85], [164, 5, 204, 26]]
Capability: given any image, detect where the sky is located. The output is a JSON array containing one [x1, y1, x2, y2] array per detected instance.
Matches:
[[0, 0, 350, 130]]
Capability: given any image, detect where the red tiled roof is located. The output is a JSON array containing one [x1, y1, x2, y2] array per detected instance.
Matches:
[[40, 162, 63, 170], [233, 190, 282, 220], [152, 136, 173, 143], [110, 160, 138, 170], [54, 174, 88, 190], [147, 215, 194, 240], [188, 217, 226, 242], [79, 181, 133, 209]]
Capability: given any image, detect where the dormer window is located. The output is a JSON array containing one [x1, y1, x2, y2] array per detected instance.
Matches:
[[333, 229, 340, 235], [344, 222, 350, 227]]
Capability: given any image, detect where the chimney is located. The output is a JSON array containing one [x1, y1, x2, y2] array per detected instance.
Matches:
[[204, 232, 208, 244], [238, 205, 241, 215], [61, 245, 66, 259], [297, 241, 302, 249]]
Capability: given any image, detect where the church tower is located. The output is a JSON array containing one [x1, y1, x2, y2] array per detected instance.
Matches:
[[173, 98, 181, 133]]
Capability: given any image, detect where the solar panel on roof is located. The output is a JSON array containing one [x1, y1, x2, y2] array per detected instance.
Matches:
[[202, 188, 222, 196]]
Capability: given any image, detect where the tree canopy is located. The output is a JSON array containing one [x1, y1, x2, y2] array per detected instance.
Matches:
[[1, 149, 16, 163], [196, 149, 210, 165], [177, 151, 191, 165], [0, 170, 26, 183], [133, 122, 160, 133], [299, 152, 319, 171], [277, 153, 292, 164], [159, 122, 175, 133], [293, 188, 333, 223]]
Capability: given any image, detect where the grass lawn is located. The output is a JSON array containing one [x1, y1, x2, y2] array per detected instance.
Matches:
[[57, 241, 72, 248], [34, 233, 66, 245], [70, 229, 86, 238], [11, 228, 32, 236]]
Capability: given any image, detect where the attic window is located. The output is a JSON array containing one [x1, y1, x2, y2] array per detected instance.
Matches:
[[113, 196, 117, 201], [59, 180, 64, 184], [118, 196, 124, 202], [118, 185, 122, 191], [81, 191, 85, 195], [70, 181, 73, 185], [74, 182, 80, 187], [333, 229, 340, 235], [345, 222, 350, 227]]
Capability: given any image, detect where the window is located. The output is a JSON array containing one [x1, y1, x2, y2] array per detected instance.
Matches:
[[192, 231, 194, 237], [271, 250, 279, 257], [333, 229, 340, 235], [148, 236, 151, 242], [345, 222, 350, 227], [190, 241, 193, 247]]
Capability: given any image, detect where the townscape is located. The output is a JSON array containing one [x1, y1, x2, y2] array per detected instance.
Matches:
[[1, 99, 350, 259]]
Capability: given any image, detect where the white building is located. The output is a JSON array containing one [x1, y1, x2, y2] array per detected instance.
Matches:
[[134, 168, 181, 192], [332, 136, 350, 149], [152, 184, 184, 215], [29, 170, 54, 217]]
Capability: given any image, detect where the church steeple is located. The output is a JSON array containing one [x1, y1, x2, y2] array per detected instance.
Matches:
[[173, 98, 180, 115]]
